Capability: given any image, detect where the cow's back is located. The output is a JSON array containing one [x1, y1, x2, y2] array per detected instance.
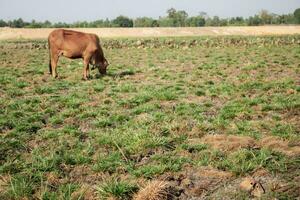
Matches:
[[48, 29, 98, 53]]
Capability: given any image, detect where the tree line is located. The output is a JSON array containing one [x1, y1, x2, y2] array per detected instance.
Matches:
[[1, 8, 300, 28]]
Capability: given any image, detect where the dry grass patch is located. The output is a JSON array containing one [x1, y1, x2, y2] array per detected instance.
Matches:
[[2, 26, 300, 40], [197, 166, 234, 179], [72, 184, 99, 200], [133, 181, 169, 200], [259, 136, 300, 157], [201, 134, 257, 152], [198, 134, 300, 157], [45, 172, 63, 187], [177, 167, 234, 199], [133, 113, 152, 124], [0, 175, 10, 194]]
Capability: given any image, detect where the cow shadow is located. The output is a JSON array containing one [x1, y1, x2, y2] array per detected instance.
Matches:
[[115, 70, 135, 77], [96, 70, 135, 79]]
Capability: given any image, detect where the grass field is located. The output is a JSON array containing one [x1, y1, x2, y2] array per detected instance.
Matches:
[[0, 36, 300, 199]]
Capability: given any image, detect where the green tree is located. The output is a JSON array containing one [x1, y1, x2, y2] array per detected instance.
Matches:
[[158, 16, 173, 27], [43, 20, 52, 28], [186, 16, 205, 27], [294, 8, 300, 24], [229, 17, 245, 26], [92, 20, 105, 27], [0, 19, 7, 27], [27, 20, 42, 28], [134, 17, 156, 27], [167, 8, 177, 19], [219, 19, 228, 26], [53, 22, 70, 28], [112, 16, 133, 27], [259, 10, 273, 24], [277, 14, 295, 24], [247, 15, 262, 26], [104, 18, 112, 27], [177, 10, 188, 26], [152, 20, 159, 27], [72, 21, 89, 28], [206, 16, 222, 26], [165, 8, 188, 27], [11, 18, 25, 28]]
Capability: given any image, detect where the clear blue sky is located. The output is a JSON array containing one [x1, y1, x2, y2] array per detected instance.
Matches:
[[1, 0, 300, 22]]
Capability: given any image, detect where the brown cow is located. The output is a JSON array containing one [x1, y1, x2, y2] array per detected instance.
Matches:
[[48, 29, 108, 80]]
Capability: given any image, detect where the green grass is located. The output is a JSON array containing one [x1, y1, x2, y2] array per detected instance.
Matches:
[[132, 153, 190, 178], [0, 36, 299, 199], [95, 179, 138, 200], [217, 149, 288, 176]]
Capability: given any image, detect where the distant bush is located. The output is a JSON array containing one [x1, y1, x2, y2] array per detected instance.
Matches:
[[0, 8, 299, 28], [112, 16, 133, 27], [294, 8, 300, 24]]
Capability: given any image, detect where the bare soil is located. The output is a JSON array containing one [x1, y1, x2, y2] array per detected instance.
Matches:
[[1, 26, 300, 40]]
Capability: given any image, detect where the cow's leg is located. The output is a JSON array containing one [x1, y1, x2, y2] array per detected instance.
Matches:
[[50, 53, 59, 78], [86, 64, 90, 79], [48, 39, 52, 75], [49, 59, 52, 75], [83, 55, 91, 80]]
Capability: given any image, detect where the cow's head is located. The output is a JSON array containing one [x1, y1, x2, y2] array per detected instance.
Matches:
[[91, 58, 109, 75], [97, 58, 109, 75]]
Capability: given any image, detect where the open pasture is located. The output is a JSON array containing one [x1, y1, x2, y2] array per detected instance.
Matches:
[[0, 36, 300, 199]]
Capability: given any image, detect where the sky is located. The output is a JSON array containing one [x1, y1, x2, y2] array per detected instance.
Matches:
[[1, 0, 300, 22]]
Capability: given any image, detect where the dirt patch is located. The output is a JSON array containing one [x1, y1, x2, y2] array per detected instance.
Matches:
[[69, 165, 105, 185], [201, 134, 257, 152], [211, 168, 300, 199], [75, 164, 299, 200], [45, 171, 67, 187], [197, 167, 234, 179], [156, 167, 233, 199], [178, 167, 233, 199], [1, 26, 300, 40], [259, 136, 300, 157]]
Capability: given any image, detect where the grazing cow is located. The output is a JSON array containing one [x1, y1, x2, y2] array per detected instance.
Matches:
[[48, 29, 108, 80]]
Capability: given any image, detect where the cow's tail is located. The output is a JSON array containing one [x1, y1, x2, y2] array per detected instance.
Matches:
[[48, 38, 52, 74]]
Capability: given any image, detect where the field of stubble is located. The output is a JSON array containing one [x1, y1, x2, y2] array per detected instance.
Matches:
[[0, 35, 300, 199]]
